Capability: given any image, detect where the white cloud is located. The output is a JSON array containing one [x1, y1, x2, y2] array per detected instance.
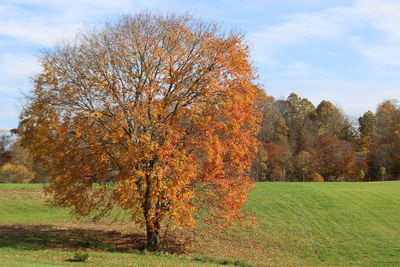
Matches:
[[248, 7, 360, 60], [250, 0, 400, 66], [0, 100, 20, 130], [357, 44, 400, 66], [0, 0, 182, 46], [267, 61, 334, 80], [0, 20, 81, 45], [0, 1, 83, 45], [0, 53, 40, 80], [0, 4, 21, 15], [0, 53, 39, 98], [356, 0, 400, 41], [350, 0, 400, 66]]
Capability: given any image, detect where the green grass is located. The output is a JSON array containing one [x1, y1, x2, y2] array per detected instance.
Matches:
[[1, 182, 400, 266], [194, 182, 400, 266], [0, 186, 74, 224], [0, 248, 222, 267]]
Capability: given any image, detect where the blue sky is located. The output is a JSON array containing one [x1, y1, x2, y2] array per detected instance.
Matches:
[[1, 0, 400, 129]]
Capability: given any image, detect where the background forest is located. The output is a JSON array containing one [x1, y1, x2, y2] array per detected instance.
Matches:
[[254, 92, 400, 182]]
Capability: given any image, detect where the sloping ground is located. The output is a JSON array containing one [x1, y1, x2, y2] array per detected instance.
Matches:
[[0, 182, 399, 266], [195, 182, 400, 266]]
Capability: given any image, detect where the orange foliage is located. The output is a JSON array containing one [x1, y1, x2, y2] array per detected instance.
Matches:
[[307, 173, 324, 182], [19, 13, 260, 249]]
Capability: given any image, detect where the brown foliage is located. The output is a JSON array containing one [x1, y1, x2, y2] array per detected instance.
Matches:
[[0, 132, 12, 167], [370, 100, 400, 180], [256, 141, 290, 181], [313, 134, 359, 181]]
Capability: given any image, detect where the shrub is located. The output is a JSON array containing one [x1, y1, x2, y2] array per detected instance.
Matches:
[[308, 173, 324, 182], [0, 163, 34, 183], [357, 170, 366, 182], [72, 251, 89, 262]]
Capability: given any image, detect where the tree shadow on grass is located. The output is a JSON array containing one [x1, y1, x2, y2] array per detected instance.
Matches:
[[0, 224, 147, 252]]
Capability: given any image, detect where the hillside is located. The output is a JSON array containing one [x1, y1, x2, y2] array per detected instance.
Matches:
[[0, 182, 399, 266]]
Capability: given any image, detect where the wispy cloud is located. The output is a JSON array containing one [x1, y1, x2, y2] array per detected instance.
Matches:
[[250, 0, 400, 67], [355, 0, 400, 41], [0, 20, 81, 45], [248, 7, 360, 61], [0, 53, 39, 81]]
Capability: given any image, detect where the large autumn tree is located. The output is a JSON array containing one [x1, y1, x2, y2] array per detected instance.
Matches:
[[19, 13, 260, 250]]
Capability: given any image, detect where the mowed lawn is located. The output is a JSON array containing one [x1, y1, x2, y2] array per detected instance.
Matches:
[[0, 182, 399, 266]]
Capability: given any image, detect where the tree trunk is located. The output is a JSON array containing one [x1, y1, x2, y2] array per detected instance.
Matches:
[[142, 161, 161, 251], [146, 220, 160, 251]]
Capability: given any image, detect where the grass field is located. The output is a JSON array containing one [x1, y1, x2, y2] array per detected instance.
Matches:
[[0, 182, 399, 266]]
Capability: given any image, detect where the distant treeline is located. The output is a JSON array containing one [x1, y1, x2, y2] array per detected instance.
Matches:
[[0, 130, 48, 183], [0, 92, 399, 183], [254, 91, 400, 182]]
